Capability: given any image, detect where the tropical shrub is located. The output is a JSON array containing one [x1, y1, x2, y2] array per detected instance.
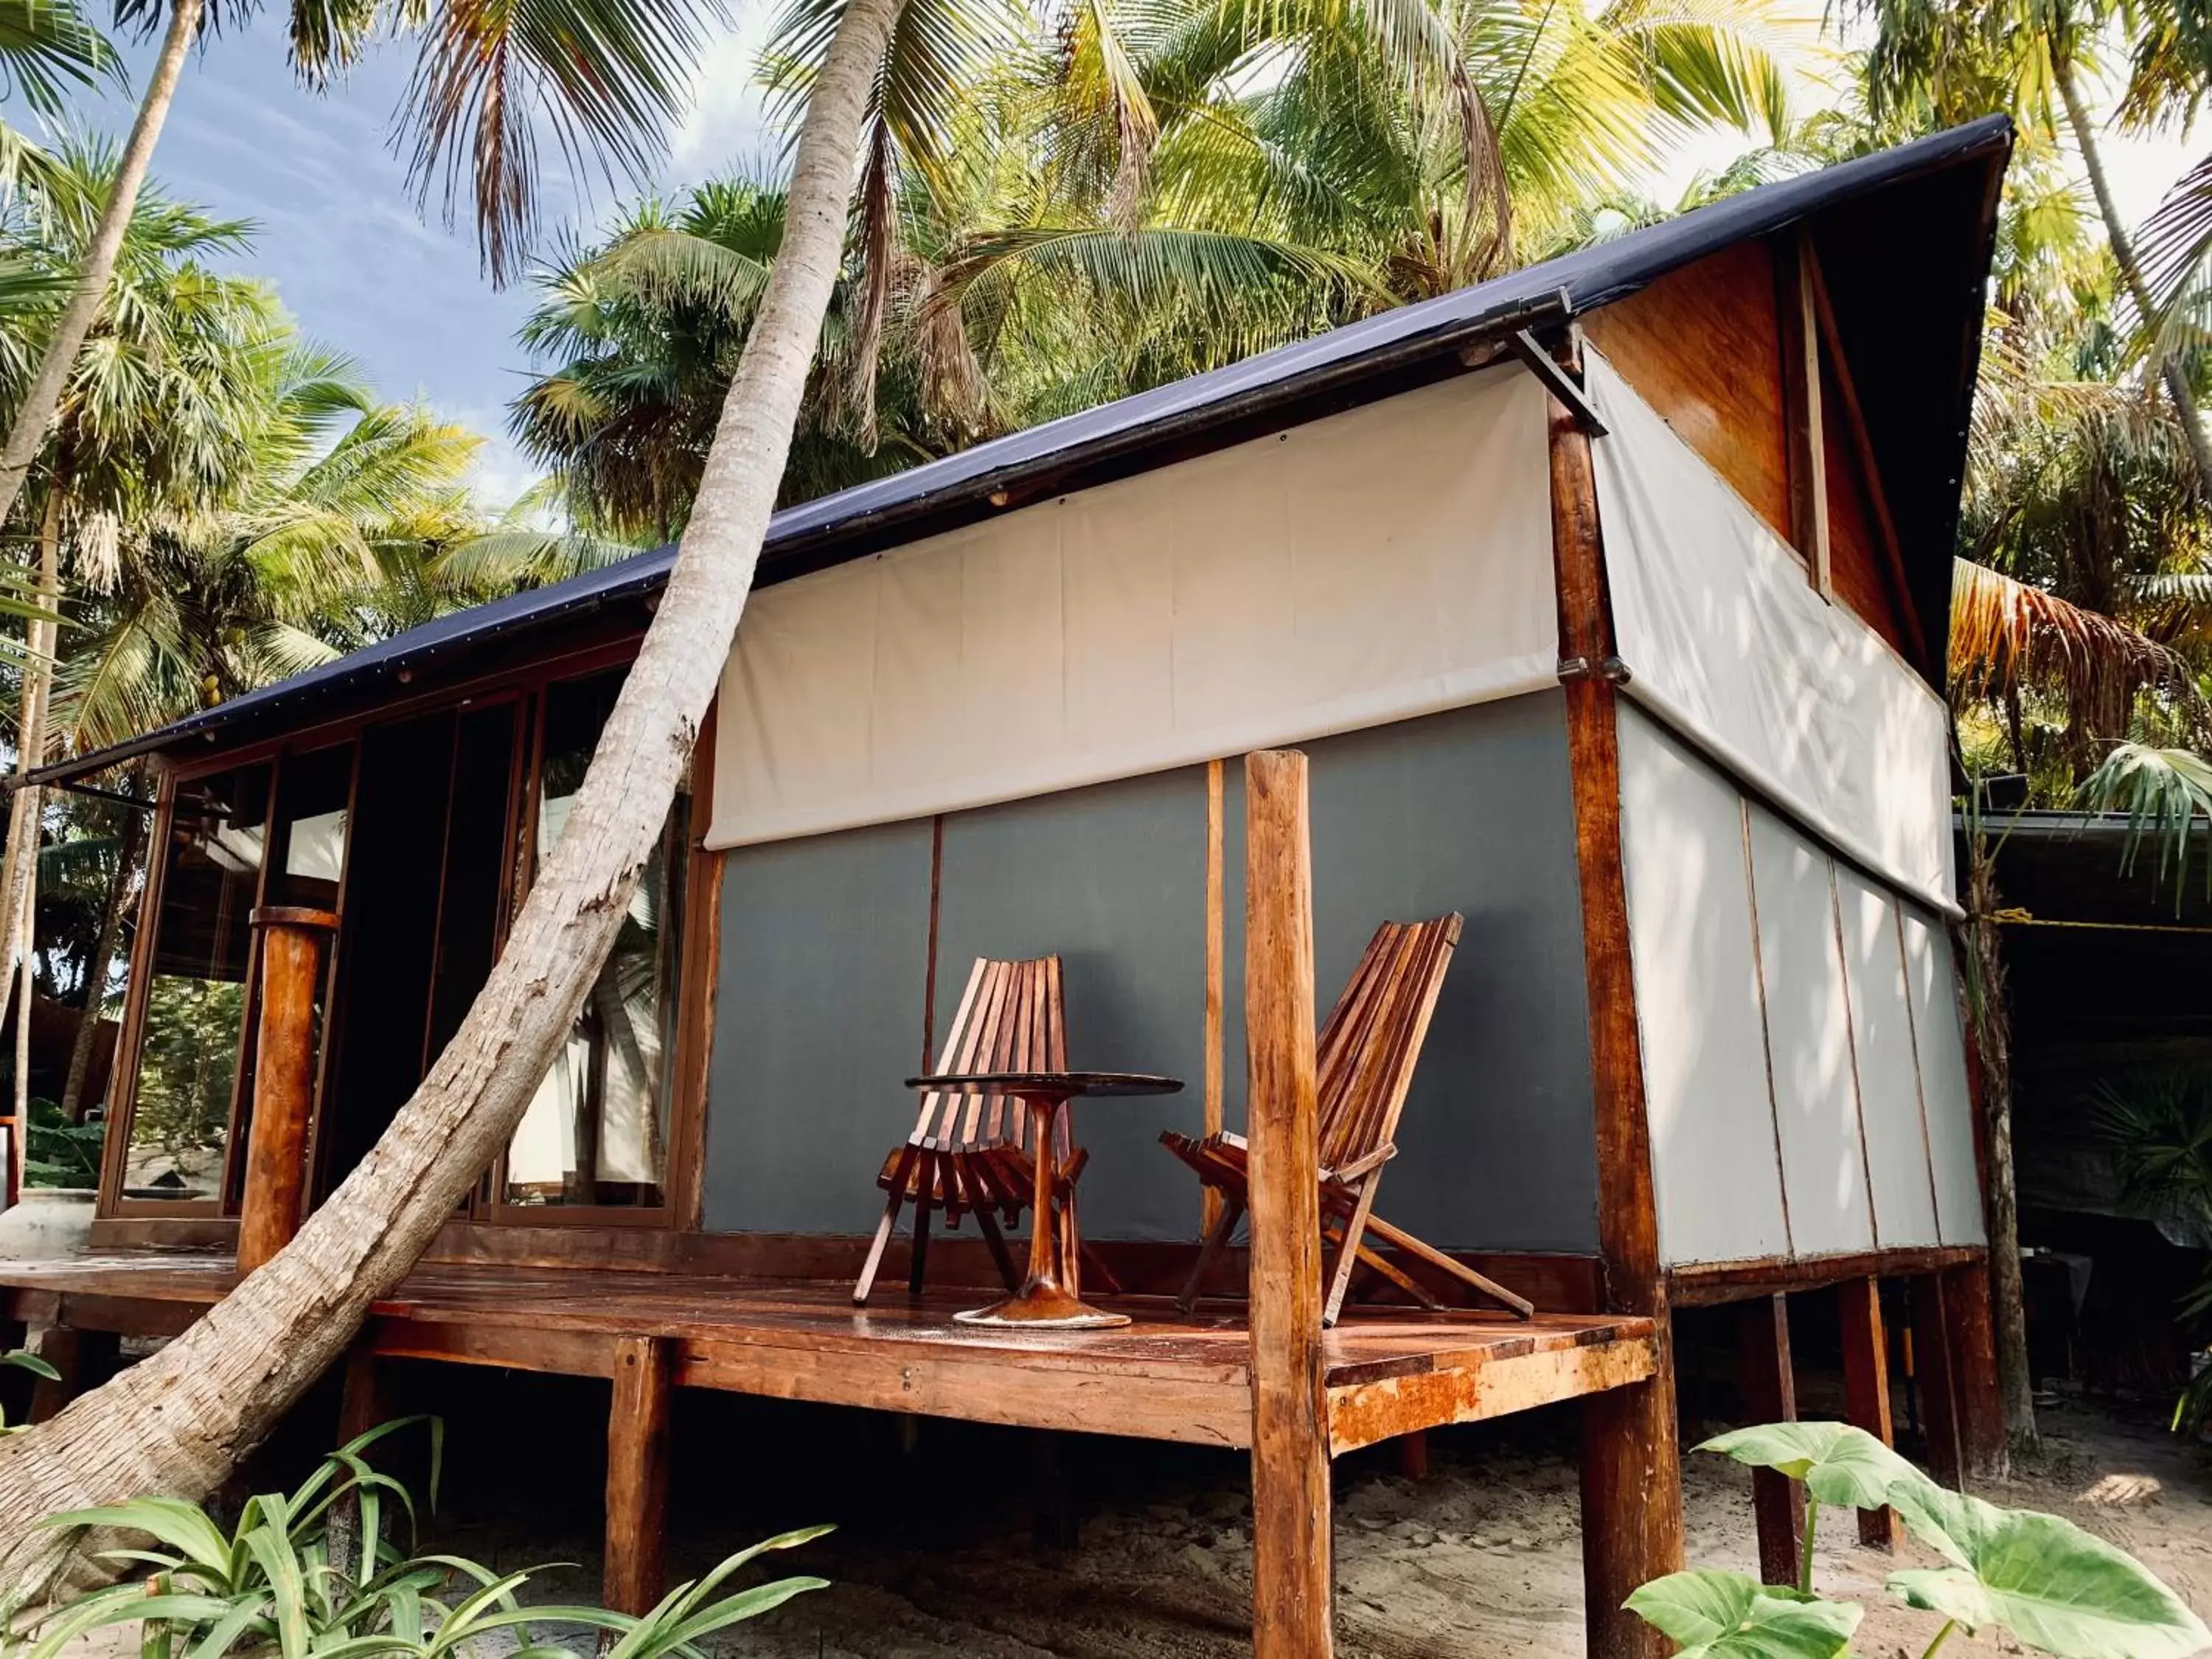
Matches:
[[0, 1349, 60, 1436], [23, 1097, 103, 1188], [4, 1419, 830, 1659], [1628, 1422, 2208, 1658]]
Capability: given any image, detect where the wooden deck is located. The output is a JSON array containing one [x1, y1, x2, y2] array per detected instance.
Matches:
[[0, 1256, 1655, 1456]]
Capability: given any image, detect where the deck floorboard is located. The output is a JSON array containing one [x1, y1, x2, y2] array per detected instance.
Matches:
[[0, 1256, 1655, 1453]]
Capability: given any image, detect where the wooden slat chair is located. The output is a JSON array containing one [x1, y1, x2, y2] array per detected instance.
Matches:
[[854, 956, 1109, 1305], [1162, 914, 1535, 1326]]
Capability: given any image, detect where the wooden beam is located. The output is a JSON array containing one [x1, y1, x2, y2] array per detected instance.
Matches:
[[236, 907, 340, 1275], [604, 1334, 674, 1616], [1243, 748, 1332, 1659], [1774, 229, 1830, 591], [1549, 339, 1684, 1659], [1835, 1279, 1902, 1549], [1668, 1245, 1982, 1307], [1739, 1295, 1804, 1586], [1941, 1261, 2007, 1481], [1910, 1273, 1964, 1488]]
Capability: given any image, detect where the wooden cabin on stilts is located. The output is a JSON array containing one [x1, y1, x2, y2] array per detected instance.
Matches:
[[0, 115, 2015, 1659]]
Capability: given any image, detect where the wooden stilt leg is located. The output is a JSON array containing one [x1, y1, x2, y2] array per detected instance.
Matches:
[[1836, 1278, 1902, 1548], [1581, 1351, 1682, 1659], [1244, 750, 1332, 1659], [1029, 1429, 1079, 1551], [22, 1326, 119, 1421], [1551, 377, 1683, 1657], [1179, 1197, 1242, 1313], [1911, 1275, 1964, 1489], [1739, 1294, 1804, 1585], [1396, 1431, 1430, 1482], [1941, 1262, 2006, 1481], [331, 1349, 394, 1578], [604, 1335, 673, 1617], [1058, 1173, 1081, 1298]]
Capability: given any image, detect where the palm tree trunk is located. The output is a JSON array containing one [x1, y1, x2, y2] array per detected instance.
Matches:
[[0, 0, 907, 1595], [60, 799, 142, 1122], [2056, 55, 2212, 491], [0, 0, 203, 535], [2, 489, 60, 1194]]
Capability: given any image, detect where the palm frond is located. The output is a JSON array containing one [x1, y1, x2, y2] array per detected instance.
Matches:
[[2076, 740, 2212, 906], [397, 0, 728, 285]]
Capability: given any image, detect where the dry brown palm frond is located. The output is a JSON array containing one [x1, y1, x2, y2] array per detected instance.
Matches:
[[1950, 559, 2205, 729]]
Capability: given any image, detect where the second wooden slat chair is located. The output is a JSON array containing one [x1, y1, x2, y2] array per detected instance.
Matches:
[[854, 955, 1107, 1304], [1162, 913, 1535, 1326]]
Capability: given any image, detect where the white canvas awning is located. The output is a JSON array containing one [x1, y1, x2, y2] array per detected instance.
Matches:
[[709, 365, 1558, 847], [1585, 351, 1957, 917]]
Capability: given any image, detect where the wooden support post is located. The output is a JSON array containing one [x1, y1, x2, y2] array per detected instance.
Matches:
[[331, 1349, 394, 1576], [1243, 748, 1332, 1659], [604, 1335, 674, 1615], [1910, 1274, 1964, 1489], [1835, 1279, 1902, 1549], [27, 1326, 119, 1422], [1774, 227, 1831, 591], [1739, 1295, 1803, 1585], [1548, 339, 1684, 1659], [1941, 1261, 2006, 1482], [1396, 1430, 1430, 1483], [236, 907, 339, 1275]]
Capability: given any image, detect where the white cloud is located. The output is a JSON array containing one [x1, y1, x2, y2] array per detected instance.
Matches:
[[664, 18, 779, 186]]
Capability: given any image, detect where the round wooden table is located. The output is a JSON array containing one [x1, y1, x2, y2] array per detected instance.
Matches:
[[903, 1070, 1183, 1329]]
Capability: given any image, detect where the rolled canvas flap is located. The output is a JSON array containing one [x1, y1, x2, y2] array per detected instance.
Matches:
[[709, 365, 1558, 846]]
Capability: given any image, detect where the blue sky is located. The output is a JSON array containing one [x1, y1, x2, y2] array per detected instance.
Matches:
[[10, 10, 2203, 512], [51, 10, 777, 507]]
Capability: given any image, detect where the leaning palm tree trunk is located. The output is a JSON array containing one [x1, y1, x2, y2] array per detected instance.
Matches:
[[59, 797, 141, 1122], [0, 0, 201, 535], [0, 0, 905, 1593], [2055, 57, 2212, 492]]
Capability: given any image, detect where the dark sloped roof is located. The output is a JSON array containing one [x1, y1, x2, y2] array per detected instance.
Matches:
[[39, 113, 2012, 786]]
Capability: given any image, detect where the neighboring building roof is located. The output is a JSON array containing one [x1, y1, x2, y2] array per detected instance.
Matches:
[[39, 114, 2013, 786]]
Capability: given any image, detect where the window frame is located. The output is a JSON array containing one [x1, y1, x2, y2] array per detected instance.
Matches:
[[93, 631, 719, 1246]]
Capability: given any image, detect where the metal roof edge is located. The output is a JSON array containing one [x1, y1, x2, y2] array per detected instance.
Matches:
[[34, 114, 2013, 788]]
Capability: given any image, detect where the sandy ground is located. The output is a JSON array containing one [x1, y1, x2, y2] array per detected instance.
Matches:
[[396, 1381, 2211, 1658], [46, 1378, 2212, 1658]]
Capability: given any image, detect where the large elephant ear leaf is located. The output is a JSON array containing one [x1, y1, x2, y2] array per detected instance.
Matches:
[[1885, 1506, 2210, 1659], [1625, 1569, 1862, 1658], [1696, 1422, 1935, 1513]]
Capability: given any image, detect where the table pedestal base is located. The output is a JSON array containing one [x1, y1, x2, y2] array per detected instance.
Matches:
[[953, 1285, 1130, 1330]]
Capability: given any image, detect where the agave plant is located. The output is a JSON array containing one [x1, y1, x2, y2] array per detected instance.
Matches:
[[8, 1419, 830, 1659], [1630, 1422, 2209, 1659]]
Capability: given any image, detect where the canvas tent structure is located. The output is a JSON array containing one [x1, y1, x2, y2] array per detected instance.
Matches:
[[0, 114, 2012, 1659]]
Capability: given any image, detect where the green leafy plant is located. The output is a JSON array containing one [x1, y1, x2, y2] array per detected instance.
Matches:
[[23, 1097, 103, 1188], [1628, 1422, 2209, 1659], [0, 1349, 60, 1436], [4, 1418, 831, 1659]]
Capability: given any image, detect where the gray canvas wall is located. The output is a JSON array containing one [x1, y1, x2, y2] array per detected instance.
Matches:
[[703, 818, 934, 1234], [1223, 695, 1599, 1252], [700, 691, 1598, 1251]]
